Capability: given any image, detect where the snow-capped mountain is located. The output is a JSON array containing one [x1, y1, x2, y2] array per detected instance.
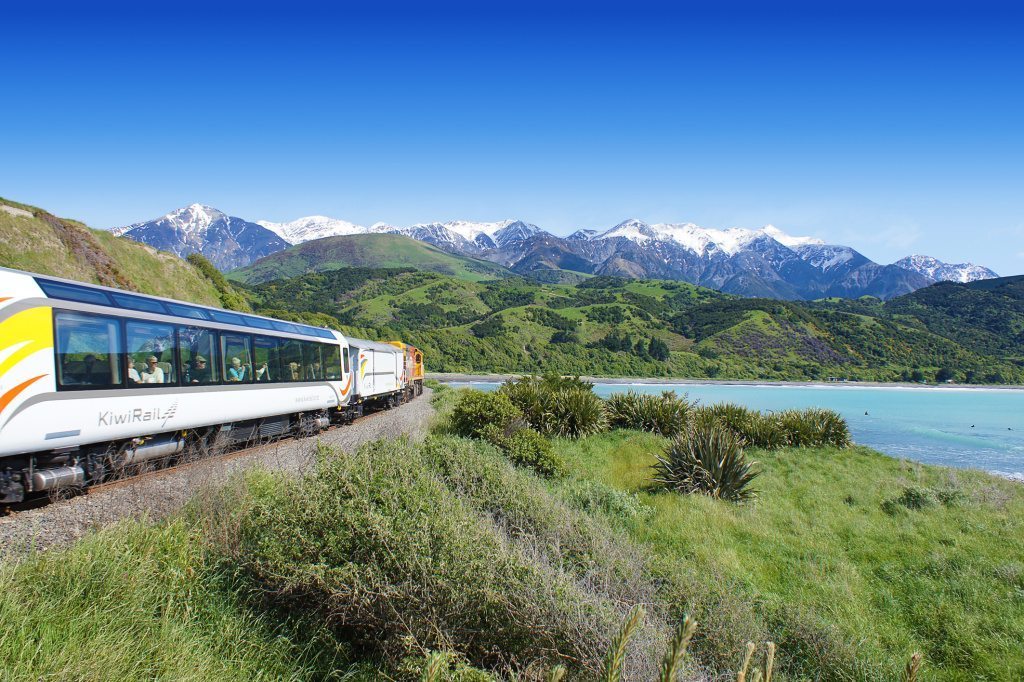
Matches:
[[257, 216, 367, 245], [112, 204, 287, 271], [109, 205, 999, 300], [894, 255, 999, 283]]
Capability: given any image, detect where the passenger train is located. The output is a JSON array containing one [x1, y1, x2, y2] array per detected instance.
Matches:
[[0, 266, 425, 505]]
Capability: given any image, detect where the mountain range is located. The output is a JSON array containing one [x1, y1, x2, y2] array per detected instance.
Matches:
[[113, 205, 1000, 300]]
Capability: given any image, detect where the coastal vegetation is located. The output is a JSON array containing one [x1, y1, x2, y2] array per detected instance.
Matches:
[[5, 385, 1021, 680]]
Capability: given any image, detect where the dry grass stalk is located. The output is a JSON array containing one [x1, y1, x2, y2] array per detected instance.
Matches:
[[602, 605, 645, 682], [657, 616, 698, 682], [737, 641, 757, 682], [905, 652, 923, 681]]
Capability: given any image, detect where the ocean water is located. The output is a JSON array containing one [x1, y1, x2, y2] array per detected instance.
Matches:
[[445, 381, 1024, 478]]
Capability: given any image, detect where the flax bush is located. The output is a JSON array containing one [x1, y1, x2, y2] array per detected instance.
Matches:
[[653, 423, 759, 502], [606, 390, 691, 437]]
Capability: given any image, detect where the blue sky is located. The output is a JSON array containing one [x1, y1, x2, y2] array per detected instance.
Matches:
[[2, 0, 1022, 273]]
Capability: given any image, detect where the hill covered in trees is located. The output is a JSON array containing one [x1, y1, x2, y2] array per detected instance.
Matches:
[[241, 269, 1024, 383]]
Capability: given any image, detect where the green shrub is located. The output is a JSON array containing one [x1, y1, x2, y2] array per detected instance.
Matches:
[[216, 437, 666, 678], [549, 387, 607, 439], [557, 479, 653, 522], [606, 390, 690, 437], [449, 389, 523, 438], [500, 377, 607, 439], [653, 423, 759, 502], [693, 404, 852, 450], [499, 377, 554, 434], [882, 485, 937, 514], [777, 408, 852, 448], [480, 421, 565, 477]]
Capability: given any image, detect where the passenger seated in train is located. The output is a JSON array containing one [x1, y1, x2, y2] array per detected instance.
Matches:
[[183, 355, 211, 384], [307, 361, 322, 380], [126, 356, 142, 384], [140, 355, 165, 384], [289, 362, 301, 381], [255, 361, 270, 382], [227, 357, 247, 382]]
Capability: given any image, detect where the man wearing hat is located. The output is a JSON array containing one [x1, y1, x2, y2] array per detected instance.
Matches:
[[141, 355, 165, 384], [184, 355, 209, 384]]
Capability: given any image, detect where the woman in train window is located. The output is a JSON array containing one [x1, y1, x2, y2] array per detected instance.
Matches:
[[141, 355, 165, 383], [227, 357, 247, 382]]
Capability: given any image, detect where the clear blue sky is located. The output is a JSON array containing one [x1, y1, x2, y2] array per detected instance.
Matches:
[[2, 0, 1022, 273]]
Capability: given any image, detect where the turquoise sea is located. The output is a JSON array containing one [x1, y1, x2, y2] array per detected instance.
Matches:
[[445, 381, 1024, 479]]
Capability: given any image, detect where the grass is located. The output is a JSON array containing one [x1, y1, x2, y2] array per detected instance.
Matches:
[[557, 431, 1024, 680], [0, 520, 365, 681], [2, 386, 1021, 680]]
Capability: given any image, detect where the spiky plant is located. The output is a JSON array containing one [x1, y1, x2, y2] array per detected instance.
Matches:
[[777, 408, 852, 448], [653, 423, 759, 502], [550, 387, 608, 439], [499, 377, 554, 434], [606, 390, 690, 437]]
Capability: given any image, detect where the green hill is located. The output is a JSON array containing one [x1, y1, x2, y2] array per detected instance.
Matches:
[[227, 233, 512, 284], [243, 270, 1024, 383], [0, 197, 225, 307]]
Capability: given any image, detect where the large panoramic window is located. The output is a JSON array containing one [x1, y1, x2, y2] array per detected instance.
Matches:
[[221, 334, 253, 383], [177, 326, 217, 385], [125, 321, 176, 386], [322, 344, 342, 380], [302, 342, 323, 380], [278, 338, 303, 382], [253, 335, 279, 383], [55, 312, 123, 389]]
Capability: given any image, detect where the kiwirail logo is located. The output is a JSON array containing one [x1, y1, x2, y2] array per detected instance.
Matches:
[[98, 401, 179, 429]]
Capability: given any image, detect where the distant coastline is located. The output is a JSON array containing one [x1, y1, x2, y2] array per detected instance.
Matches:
[[429, 372, 1024, 391]]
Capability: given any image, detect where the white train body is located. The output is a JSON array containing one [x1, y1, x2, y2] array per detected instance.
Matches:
[[0, 265, 418, 504], [347, 337, 403, 404]]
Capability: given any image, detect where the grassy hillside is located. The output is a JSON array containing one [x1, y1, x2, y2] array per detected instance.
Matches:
[[227, 233, 512, 284], [4, 388, 1022, 680], [242, 269, 1024, 383], [0, 197, 224, 307]]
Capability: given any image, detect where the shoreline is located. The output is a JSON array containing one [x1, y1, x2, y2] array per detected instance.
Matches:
[[428, 372, 1024, 391]]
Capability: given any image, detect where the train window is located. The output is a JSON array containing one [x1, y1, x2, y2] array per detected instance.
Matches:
[[208, 310, 246, 326], [221, 334, 253, 383], [54, 312, 123, 389], [125, 321, 176, 386], [342, 346, 350, 374], [272, 321, 301, 335], [38, 280, 111, 307], [322, 344, 342, 380], [242, 315, 275, 330], [302, 342, 322, 380], [177, 326, 218, 385], [111, 293, 168, 315], [278, 338, 303, 382], [253, 336, 279, 383], [165, 303, 208, 320]]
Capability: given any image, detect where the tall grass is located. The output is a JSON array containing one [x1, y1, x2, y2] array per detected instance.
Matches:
[[204, 437, 667, 679]]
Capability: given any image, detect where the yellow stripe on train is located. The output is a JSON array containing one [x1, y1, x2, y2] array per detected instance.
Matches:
[[0, 307, 53, 380]]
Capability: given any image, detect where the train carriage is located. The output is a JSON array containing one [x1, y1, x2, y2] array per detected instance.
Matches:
[[0, 266, 370, 504], [346, 337, 405, 413], [388, 341, 424, 399]]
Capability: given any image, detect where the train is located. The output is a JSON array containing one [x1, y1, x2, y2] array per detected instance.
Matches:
[[0, 265, 425, 505]]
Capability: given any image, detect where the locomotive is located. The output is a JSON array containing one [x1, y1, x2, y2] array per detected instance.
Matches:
[[0, 266, 424, 505]]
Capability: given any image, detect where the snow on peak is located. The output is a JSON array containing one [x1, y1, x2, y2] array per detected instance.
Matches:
[[596, 220, 824, 256], [429, 219, 517, 241], [894, 255, 998, 283], [257, 215, 368, 244], [761, 224, 825, 248]]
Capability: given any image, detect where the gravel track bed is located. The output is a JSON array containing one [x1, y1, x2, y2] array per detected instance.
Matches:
[[0, 389, 435, 562]]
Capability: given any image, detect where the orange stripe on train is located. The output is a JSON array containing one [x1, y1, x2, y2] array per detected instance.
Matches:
[[0, 374, 46, 419]]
